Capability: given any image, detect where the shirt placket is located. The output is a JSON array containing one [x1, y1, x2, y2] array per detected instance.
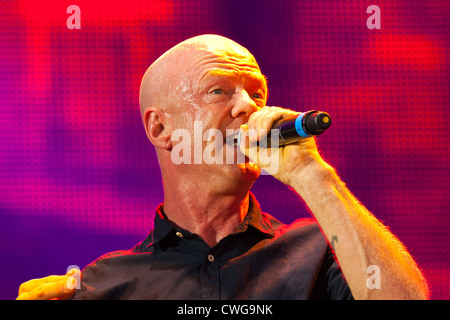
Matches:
[[199, 247, 222, 300], [175, 229, 223, 300]]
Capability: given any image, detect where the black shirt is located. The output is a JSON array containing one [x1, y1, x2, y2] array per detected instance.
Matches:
[[71, 193, 353, 300]]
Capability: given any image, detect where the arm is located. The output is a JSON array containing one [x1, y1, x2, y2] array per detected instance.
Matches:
[[291, 158, 429, 299], [241, 106, 429, 300]]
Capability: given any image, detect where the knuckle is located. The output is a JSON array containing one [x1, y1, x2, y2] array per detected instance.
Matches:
[[262, 117, 273, 127], [18, 278, 37, 295], [18, 282, 27, 295], [34, 285, 45, 298], [248, 112, 257, 122], [19, 281, 27, 290]]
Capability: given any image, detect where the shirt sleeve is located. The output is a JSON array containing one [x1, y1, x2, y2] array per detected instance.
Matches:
[[310, 245, 354, 300]]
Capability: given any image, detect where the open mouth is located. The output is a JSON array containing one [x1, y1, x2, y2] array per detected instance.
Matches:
[[221, 131, 252, 164], [224, 131, 240, 147]]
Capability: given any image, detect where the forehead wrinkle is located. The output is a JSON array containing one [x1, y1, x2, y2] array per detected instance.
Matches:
[[196, 53, 266, 86], [140, 35, 268, 122], [197, 53, 260, 73]]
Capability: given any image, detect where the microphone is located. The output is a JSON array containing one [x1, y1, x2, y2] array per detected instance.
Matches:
[[236, 110, 331, 147]]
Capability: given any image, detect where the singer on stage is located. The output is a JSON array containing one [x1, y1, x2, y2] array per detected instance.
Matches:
[[17, 35, 429, 300]]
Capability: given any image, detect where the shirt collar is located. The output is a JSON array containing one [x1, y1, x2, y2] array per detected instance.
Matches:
[[233, 192, 275, 237], [142, 192, 275, 250]]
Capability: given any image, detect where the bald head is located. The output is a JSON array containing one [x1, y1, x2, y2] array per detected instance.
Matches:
[[139, 34, 267, 187], [139, 34, 259, 120]]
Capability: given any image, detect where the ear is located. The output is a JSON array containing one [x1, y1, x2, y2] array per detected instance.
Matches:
[[143, 107, 172, 150]]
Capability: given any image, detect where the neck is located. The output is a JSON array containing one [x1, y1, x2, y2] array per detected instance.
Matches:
[[162, 173, 252, 248]]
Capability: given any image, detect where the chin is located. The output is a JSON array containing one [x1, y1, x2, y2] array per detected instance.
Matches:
[[232, 162, 261, 183], [196, 162, 260, 194]]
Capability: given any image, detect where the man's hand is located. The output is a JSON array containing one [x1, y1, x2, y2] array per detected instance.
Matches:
[[16, 268, 81, 300], [239, 106, 325, 186], [240, 106, 430, 299]]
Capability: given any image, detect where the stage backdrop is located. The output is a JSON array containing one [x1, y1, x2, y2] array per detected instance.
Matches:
[[1, 0, 449, 299]]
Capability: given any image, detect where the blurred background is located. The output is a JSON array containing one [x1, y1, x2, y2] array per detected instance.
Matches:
[[1, 0, 448, 299]]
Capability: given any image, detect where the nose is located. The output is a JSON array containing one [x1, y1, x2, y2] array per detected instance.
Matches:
[[230, 89, 259, 119]]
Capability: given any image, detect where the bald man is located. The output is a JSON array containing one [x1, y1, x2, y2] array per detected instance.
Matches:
[[17, 35, 429, 300]]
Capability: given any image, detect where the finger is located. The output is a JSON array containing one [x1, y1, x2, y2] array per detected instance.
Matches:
[[239, 125, 260, 162], [250, 107, 295, 141], [17, 279, 68, 300], [247, 106, 273, 125], [65, 269, 82, 291], [247, 110, 264, 139], [16, 278, 74, 300], [66, 268, 79, 276], [259, 112, 278, 138], [18, 275, 71, 296], [238, 124, 250, 156], [248, 105, 269, 123], [248, 108, 274, 141], [66, 268, 81, 280]]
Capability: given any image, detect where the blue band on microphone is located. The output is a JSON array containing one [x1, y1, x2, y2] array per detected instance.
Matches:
[[295, 112, 310, 138]]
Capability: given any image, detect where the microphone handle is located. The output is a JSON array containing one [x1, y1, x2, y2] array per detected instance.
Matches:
[[271, 110, 331, 146], [235, 110, 331, 147]]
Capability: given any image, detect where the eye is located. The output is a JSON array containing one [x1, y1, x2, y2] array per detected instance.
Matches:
[[210, 88, 223, 95], [252, 92, 263, 99]]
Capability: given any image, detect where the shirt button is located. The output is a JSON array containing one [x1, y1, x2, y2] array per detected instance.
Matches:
[[175, 231, 183, 238], [207, 254, 215, 262]]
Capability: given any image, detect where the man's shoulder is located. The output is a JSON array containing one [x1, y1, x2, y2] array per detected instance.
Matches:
[[72, 245, 148, 299], [262, 212, 327, 246], [88, 249, 135, 263], [262, 212, 322, 235], [81, 242, 145, 272]]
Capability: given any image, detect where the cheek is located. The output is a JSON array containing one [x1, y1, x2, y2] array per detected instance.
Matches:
[[171, 109, 194, 130], [195, 104, 230, 129], [193, 110, 206, 122]]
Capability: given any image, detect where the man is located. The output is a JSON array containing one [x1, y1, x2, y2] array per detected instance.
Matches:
[[17, 34, 429, 300]]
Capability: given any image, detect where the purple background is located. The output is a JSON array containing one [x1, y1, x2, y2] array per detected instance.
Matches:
[[1, 0, 449, 299]]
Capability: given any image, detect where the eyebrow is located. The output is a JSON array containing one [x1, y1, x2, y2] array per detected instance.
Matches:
[[201, 69, 268, 91]]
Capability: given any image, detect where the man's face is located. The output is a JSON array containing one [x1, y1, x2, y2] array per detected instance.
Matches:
[[169, 44, 268, 185]]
